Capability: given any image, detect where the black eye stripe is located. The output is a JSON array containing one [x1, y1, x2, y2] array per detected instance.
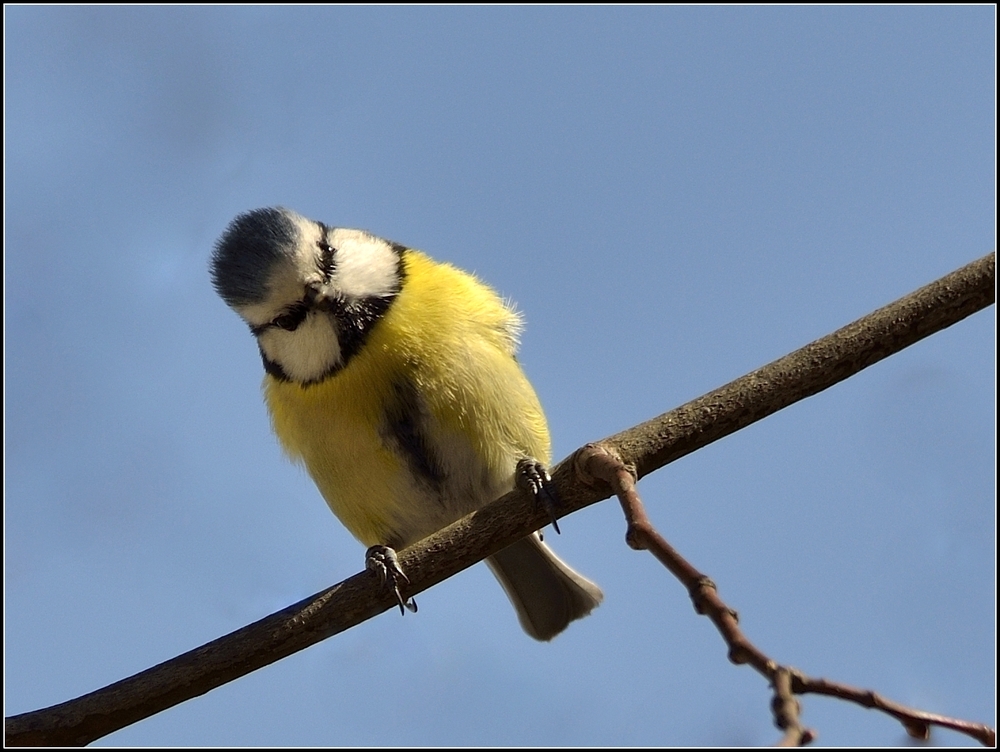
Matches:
[[272, 303, 310, 331], [249, 302, 310, 336]]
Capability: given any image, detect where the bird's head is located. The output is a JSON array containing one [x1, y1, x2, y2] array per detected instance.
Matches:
[[211, 207, 404, 385]]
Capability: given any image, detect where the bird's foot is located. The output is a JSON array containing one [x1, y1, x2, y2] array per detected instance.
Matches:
[[365, 545, 418, 615], [516, 458, 561, 535]]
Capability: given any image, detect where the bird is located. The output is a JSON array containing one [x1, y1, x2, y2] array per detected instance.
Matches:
[[211, 207, 602, 640]]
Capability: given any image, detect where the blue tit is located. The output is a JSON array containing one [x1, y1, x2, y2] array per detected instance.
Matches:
[[211, 207, 602, 640]]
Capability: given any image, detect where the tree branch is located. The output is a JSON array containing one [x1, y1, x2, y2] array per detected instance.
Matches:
[[5, 252, 993, 747]]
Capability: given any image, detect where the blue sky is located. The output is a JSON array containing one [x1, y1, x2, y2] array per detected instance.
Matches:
[[5, 6, 994, 746]]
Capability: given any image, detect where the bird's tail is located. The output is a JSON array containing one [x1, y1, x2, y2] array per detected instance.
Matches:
[[486, 532, 603, 641]]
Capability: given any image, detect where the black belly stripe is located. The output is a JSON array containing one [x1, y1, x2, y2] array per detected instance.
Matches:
[[383, 378, 447, 492]]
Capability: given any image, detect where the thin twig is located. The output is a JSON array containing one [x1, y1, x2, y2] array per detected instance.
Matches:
[[772, 668, 815, 747], [794, 674, 996, 746], [575, 442, 995, 747]]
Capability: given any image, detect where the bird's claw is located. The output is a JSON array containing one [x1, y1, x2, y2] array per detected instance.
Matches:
[[516, 458, 561, 535], [365, 544, 418, 615]]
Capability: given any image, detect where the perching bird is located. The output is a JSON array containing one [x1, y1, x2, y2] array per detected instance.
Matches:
[[211, 207, 602, 640]]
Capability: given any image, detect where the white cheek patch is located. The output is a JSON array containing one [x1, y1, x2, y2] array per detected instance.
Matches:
[[328, 229, 400, 300], [257, 313, 342, 383]]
